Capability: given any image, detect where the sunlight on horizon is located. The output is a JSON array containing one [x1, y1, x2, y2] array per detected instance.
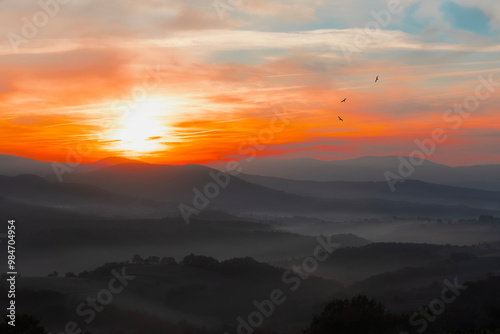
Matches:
[[104, 98, 180, 158]]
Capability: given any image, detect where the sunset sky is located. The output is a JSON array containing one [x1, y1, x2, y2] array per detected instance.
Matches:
[[0, 0, 499, 166]]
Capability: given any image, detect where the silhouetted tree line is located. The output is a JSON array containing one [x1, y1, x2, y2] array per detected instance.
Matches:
[[303, 295, 408, 334], [0, 312, 201, 334], [0, 314, 47, 334], [73, 255, 177, 279], [304, 276, 500, 334], [4, 279, 500, 334], [47, 271, 58, 277], [132, 254, 177, 265], [181, 254, 282, 278], [479, 215, 500, 224], [54, 254, 278, 281]]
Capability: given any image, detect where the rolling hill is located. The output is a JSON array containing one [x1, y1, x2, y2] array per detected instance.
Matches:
[[238, 174, 500, 210], [60, 163, 500, 219], [209, 156, 500, 191]]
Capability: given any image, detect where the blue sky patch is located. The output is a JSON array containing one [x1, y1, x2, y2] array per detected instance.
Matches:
[[441, 1, 491, 36]]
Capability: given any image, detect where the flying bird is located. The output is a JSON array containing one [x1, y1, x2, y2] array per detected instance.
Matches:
[[338, 116, 343, 122], [341, 98, 347, 103], [375, 76, 379, 83]]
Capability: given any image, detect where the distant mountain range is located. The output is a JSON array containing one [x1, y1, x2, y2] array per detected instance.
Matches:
[[3, 154, 500, 191], [209, 156, 500, 191], [0, 154, 500, 220], [0, 154, 56, 177], [0, 173, 171, 218], [0, 154, 140, 177], [238, 174, 500, 211]]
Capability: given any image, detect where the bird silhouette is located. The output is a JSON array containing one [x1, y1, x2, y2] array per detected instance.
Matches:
[[338, 116, 343, 122], [375, 76, 379, 83], [341, 98, 347, 103]]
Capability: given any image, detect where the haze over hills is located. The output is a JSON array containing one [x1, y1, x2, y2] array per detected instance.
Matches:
[[209, 156, 500, 191], [208, 156, 449, 181], [274, 242, 498, 284], [238, 174, 500, 211], [61, 162, 337, 214], [3, 154, 500, 191], [0, 154, 56, 177], [46, 162, 500, 219], [0, 174, 171, 218], [3, 1, 500, 332], [0, 154, 142, 178], [2, 154, 500, 333], [1, 155, 500, 219], [75, 156, 141, 173]]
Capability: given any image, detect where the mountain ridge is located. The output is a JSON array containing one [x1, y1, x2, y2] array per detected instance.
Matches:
[[2, 154, 500, 191]]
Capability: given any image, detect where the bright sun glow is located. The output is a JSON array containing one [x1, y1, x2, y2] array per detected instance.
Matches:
[[106, 99, 170, 157]]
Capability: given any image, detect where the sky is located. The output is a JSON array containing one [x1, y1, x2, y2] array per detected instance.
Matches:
[[0, 0, 499, 166]]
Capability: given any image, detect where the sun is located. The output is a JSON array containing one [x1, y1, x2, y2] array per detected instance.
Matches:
[[106, 99, 168, 157]]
